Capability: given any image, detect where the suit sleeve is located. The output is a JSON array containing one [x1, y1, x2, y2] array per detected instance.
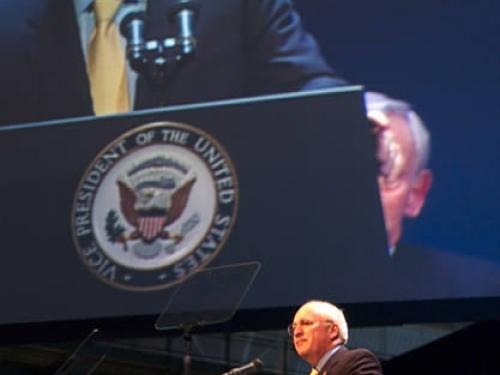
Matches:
[[242, 0, 347, 95]]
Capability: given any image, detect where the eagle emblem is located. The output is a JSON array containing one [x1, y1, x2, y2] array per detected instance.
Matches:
[[105, 155, 197, 257], [73, 121, 238, 290]]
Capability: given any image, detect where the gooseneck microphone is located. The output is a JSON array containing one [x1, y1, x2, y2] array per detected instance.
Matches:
[[170, 0, 199, 56], [222, 358, 264, 375], [119, 11, 146, 72], [119, 0, 200, 85]]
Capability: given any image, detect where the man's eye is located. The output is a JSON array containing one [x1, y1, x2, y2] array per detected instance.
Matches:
[[301, 320, 313, 326]]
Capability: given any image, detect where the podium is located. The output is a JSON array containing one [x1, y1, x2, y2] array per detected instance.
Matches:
[[0, 86, 387, 329]]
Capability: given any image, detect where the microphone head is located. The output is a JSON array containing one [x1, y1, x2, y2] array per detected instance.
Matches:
[[251, 358, 264, 371], [169, 0, 200, 19], [119, 11, 146, 37]]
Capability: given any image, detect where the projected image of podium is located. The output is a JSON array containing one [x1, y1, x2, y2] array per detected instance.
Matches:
[[155, 262, 261, 375]]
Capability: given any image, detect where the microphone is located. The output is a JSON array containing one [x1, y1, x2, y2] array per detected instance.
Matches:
[[119, 10, 146, 71], [169, 0, 200, 56], [222, 358, 264, 375], [119, 1, 199, 84]]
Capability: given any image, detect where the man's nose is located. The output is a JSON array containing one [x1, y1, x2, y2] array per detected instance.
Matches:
[[294, 327, 304, 337]]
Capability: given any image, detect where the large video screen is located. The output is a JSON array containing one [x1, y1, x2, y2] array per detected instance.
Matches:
[[0, 0, 499, 329]]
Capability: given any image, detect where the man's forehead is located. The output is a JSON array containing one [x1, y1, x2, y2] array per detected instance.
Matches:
[[369, 110, 410, 132], [373, 112, 414, 152], [387, 115, 415, 152], [367, 110, 390, 127]]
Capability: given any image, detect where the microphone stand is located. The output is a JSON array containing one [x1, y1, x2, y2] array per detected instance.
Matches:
[[182, 324, 194, 375]]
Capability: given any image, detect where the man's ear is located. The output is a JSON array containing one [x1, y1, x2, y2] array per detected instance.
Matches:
[[329, 324, 340, 342], [404, 169, 432, 217]]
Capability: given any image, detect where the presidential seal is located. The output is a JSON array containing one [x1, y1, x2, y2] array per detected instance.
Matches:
[[71, 122, 238, 291]]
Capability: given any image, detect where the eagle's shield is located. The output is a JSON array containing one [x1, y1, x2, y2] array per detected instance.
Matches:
[[137, 216, 167, 241]]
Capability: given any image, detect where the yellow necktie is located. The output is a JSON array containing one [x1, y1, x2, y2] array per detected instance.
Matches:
[[87, 0, 130, 115], [309, 368, 319, 375]]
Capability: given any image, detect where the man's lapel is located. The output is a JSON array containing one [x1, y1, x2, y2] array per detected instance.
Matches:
[[323, 346, 347, 374]]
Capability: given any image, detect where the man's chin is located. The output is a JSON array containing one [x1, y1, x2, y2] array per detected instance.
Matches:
[[385, 224, 401, 251], [296, 344, 309, 356]]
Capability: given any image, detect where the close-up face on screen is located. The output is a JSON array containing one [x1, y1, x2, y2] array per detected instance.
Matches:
[[0, 0, 498, 331], [367, 97, 432, 256]]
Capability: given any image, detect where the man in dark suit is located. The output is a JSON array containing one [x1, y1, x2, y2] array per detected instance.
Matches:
[[290, 300, 383, 375], [0, 0, 345, 126]]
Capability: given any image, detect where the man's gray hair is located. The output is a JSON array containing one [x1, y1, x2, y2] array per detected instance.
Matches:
[[304, 300, 349, 344], [365, 91, 431, 173]]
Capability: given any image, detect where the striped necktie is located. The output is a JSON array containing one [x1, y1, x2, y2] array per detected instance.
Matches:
[[87, 0, 130, 115]]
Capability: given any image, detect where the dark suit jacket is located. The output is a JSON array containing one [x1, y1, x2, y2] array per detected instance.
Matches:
[[0, 0, 344, 126], [321, 346, 383, 375], [379, 243, 500, 301]]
